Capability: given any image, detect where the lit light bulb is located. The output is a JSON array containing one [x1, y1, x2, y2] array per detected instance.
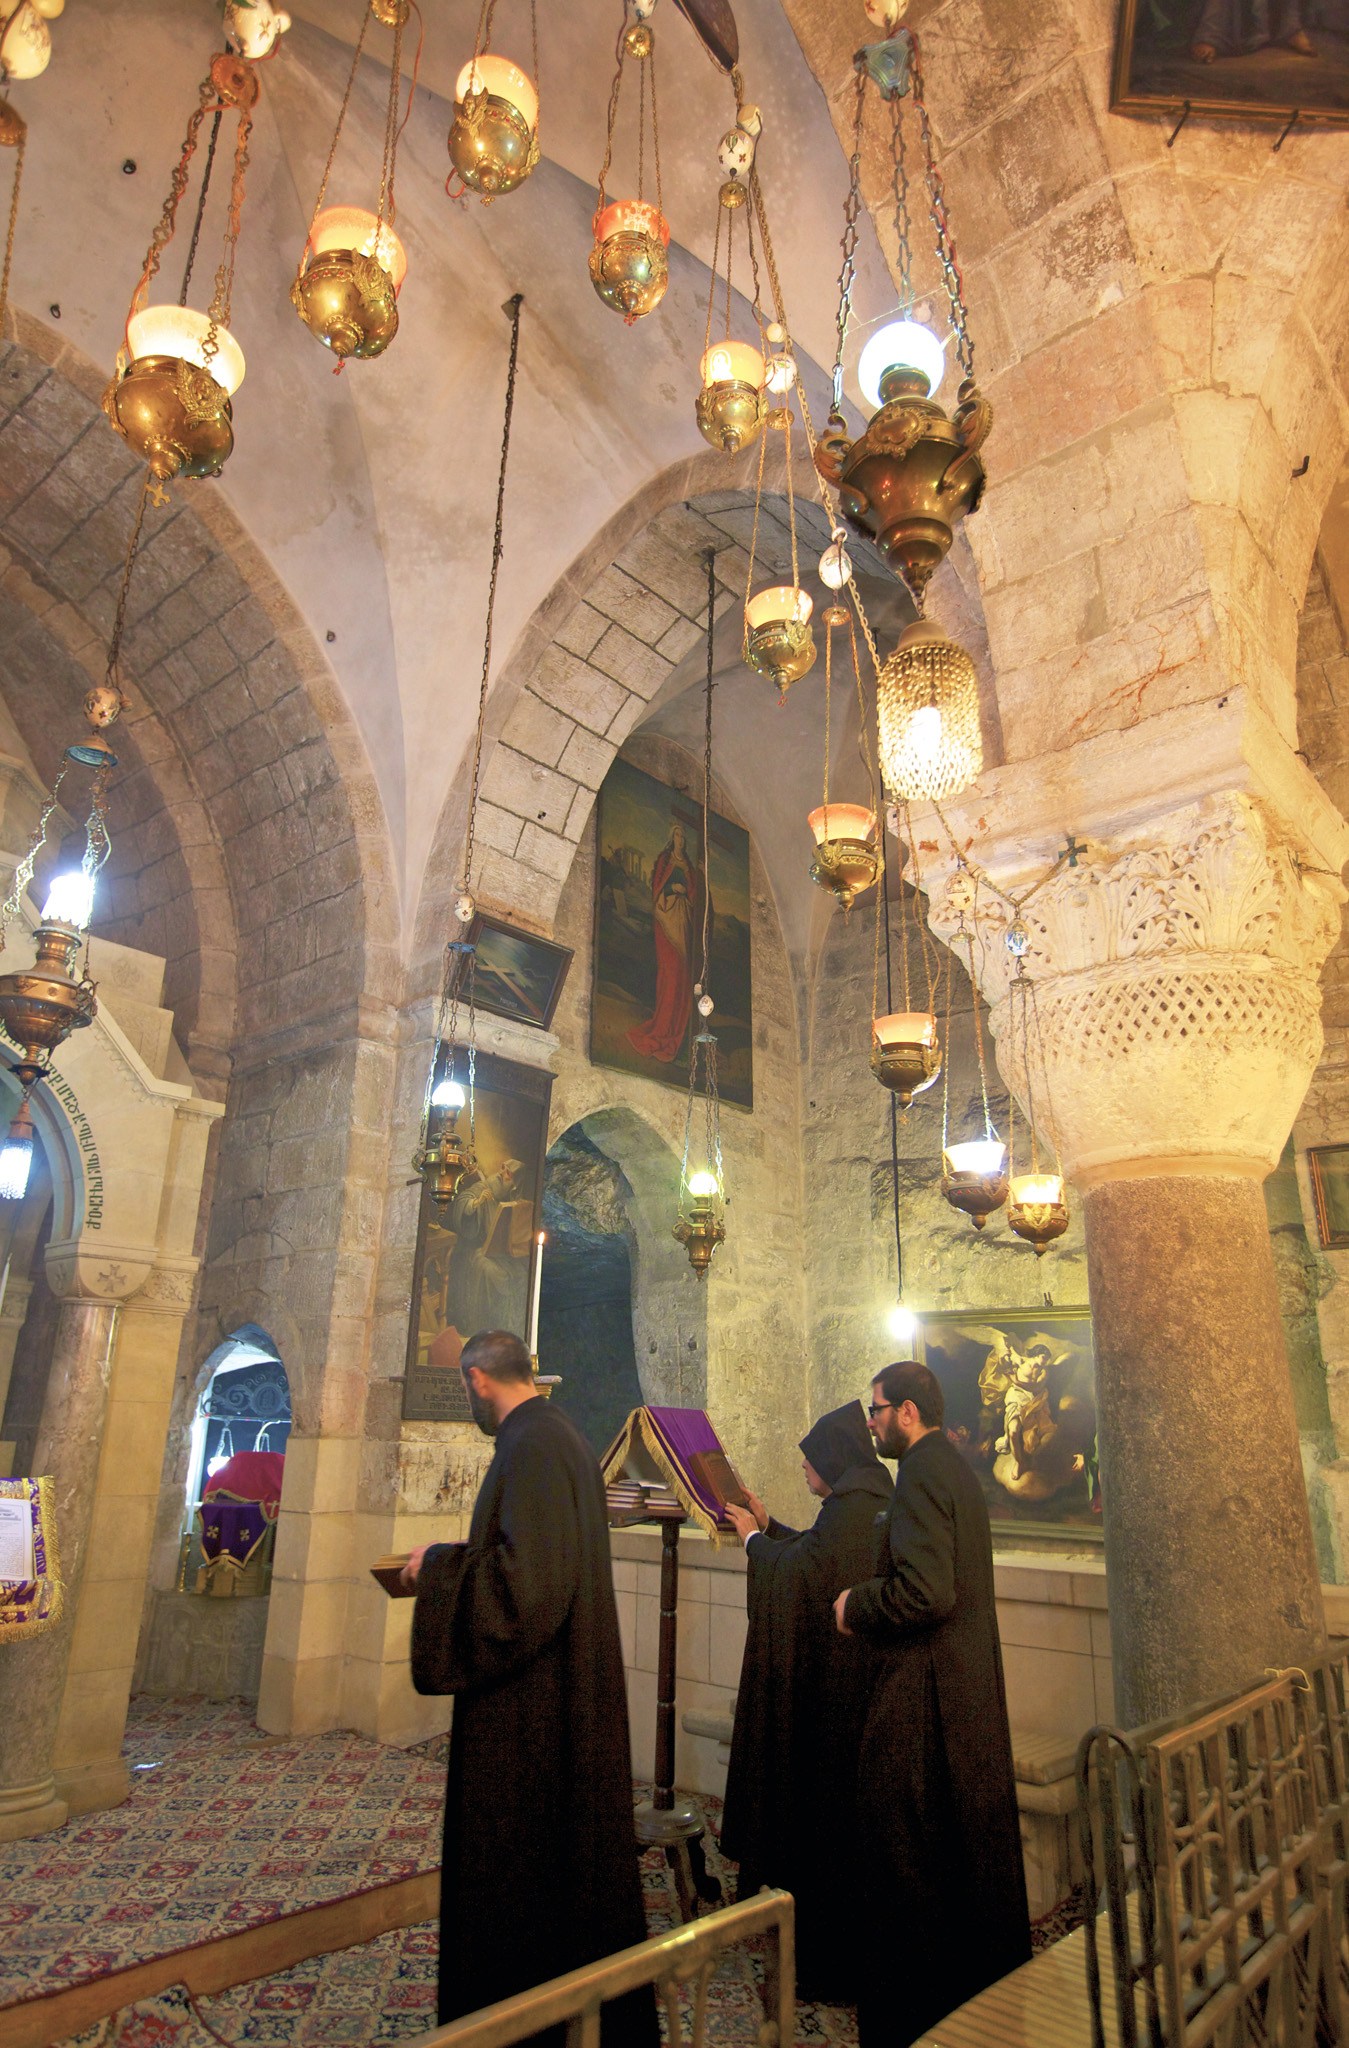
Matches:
[[0, 1104, 33, 1201], [819, 537, 852, 590], [945, 1139, 1007, 1175], [687, 1171, 719, 1199], [432, 1079, 466, 1110], [909, 704, 943, 760], [887, 1303, 918, 1344], [857, 318, 946, 409], [41, 870, 95, 928]]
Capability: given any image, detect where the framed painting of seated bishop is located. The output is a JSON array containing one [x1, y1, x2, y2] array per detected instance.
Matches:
[[401, 1050, 552, 1425], [918, 1306, 1100, 1542]]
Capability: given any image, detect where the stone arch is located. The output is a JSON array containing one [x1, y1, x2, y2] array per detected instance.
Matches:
[[546, 1100, 710, 1413], [0, 307, 400, 1080], [409, 444, 997, 979]]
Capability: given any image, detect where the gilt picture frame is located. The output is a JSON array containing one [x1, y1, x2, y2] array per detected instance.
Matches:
[[1307, 1142, 1349, 1249], [591, 755, 754, 1110], [401, 1050, 553, 1425], [917, 1305, 1101, 1544], [448, 913, 573, 1033], [1111, 0, 1349, 129]]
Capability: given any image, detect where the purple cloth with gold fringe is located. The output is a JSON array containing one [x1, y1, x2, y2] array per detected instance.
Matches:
[[198, 1499, 270, 1569]]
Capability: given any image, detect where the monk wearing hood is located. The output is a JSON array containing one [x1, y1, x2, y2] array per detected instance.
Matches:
[[719, 1400, 893, 2000]]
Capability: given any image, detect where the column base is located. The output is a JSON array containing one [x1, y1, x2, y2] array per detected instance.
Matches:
[[55, 1758, 130, 1816], [0, 1777, 68, 1841]]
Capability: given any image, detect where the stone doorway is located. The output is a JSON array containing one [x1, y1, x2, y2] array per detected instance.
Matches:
[[540, 1127, 645, 1455]]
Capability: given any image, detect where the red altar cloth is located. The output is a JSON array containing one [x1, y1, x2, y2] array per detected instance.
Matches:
[[203, 1450, 285, 1518]]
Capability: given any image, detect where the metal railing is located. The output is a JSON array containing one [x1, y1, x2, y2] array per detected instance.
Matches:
[[1077, 1642, 1349, 2048], [406, 1890, 794, 2048]]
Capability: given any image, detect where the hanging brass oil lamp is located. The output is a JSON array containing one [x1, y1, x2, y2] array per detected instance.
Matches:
[[872, 1013, 941, 1106], [939, 913, 1009, 1231], [814, 25, 991, 608], [694, 112, 767, 453], [589, 1, 669, 324], [1004, 963, 1069, 1255], [291, 1, 409, 363], [807, 608, 879, 913], [103, 49, 268, 480], [447, 0, 540, 204]]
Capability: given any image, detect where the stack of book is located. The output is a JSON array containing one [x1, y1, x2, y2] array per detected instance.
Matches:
[[605, 1478, 685, 1525]]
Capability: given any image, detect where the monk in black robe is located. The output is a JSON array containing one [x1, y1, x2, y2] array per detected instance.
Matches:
[[406, 1330, 654, 2047], [719, 1400, 893, 2000], [836, 1360, 1029, 2045]]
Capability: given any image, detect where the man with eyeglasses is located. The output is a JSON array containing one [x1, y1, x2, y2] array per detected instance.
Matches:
[[833, 1360, 1029, 2043]]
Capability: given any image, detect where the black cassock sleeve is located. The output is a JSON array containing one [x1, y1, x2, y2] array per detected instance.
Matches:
[[411, 1425, 582, 1695], [842, 1455, 956, 1639]]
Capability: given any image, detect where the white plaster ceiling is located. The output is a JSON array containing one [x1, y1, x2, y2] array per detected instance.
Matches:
[[4, 0, 898, 937]]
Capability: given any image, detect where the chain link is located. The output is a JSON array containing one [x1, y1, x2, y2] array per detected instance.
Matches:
[[889, 88, 912, 312], [298, 2, 374, 280], [909, 34, 973, 381], [460, 292, 523, 902], [831, 70, 865, 413]]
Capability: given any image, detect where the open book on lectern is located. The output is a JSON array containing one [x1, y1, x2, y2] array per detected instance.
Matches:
[[600, 1407, 749, 1547]]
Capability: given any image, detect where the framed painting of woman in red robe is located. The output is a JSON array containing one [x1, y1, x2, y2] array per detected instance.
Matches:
[[591, 755, 754, 1108]]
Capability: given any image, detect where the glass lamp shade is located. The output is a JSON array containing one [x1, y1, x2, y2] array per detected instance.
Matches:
[[1010, 1171, 1064, 1205], [0, 3, 51, 79], [126, 307, 245, 394], [309, 207, 407, 290], [431, 1077, 466, 1109], [858, 318, 945, 408], [0, 1101, 34, 1201], [745, 585, 812, 633], [594, 199, 670, 247], [700, 341, 764, 389], [808, 803, 876, 847], [873, 1011, 937, 1050], [819, 538, 852, 590], [764, 352, 797, 393], [945, 1139, 1007, 1175], [687, 1170, 719, 1199], [456, 54, 538, 130], [41, 870, 94, 929]]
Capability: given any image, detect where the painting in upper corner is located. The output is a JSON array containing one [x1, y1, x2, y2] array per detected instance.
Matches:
[[919, 1307, 1101, 1541], [449, 913, 573, 1032], [1111, 0, 1349, 126], [591, 755, 753, 1110]]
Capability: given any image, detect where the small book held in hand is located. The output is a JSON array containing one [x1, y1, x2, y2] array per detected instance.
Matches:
[[688, 1449, 751, 1514], [370, 1553, 414, 1598]]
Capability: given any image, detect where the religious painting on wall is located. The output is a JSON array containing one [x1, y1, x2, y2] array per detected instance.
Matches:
[[401, 1051, 552, 1425], [448, 913, 573, 1032], [918, 1307, 1100, 1540], [591, 755, 754, 1109], [1307, 1143, 1349, 1249], [1111, 0, 1349, 128]]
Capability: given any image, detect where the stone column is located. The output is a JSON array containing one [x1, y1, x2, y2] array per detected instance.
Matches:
[[0, 1298, 116, 1840], [927, 785, 1348, 1726]]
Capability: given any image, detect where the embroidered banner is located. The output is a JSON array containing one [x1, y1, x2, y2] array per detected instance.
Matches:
[[0, 1474, 63, 1641]]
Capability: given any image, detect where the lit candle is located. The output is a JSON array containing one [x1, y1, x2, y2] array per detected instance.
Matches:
[[527, 1231, 544, 1358]]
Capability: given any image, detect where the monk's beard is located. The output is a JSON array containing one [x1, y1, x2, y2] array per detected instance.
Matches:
[[464, 1382, 498, 1436]]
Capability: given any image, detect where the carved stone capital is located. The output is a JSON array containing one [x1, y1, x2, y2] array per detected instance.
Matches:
[[925, 795, 1345, 1184], [44, 1238, 156, 1305]]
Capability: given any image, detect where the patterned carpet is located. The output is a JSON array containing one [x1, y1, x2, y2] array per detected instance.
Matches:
[[1, 1697, 444, 2014], [13, 1696, 1071, 2047]]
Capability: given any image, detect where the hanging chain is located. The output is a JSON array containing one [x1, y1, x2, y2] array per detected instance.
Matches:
[[0, 117, 23, 344], [832, 70, 866, 414], [889, 87, 912, 312], [702, 201, 723, 360], [460, 292, 523, 903], [822, 616, 832, 816], [0, 764, 67, 946], [910, 34, 973, 381], [594, 18, 627, 225], [129, 80, 214, 325], [700, 546, 714, 992], [179, 109, 223, 305], [1029, 978, 1063, 1172], [964, 907, 997, 1139], [649, 33, 662, 221], [105, 469, 156, 693], [636, 40, 646, 203], [376, 10, 405, 231], [203, 88, 252, 360], [299, 1, 374, 279]]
